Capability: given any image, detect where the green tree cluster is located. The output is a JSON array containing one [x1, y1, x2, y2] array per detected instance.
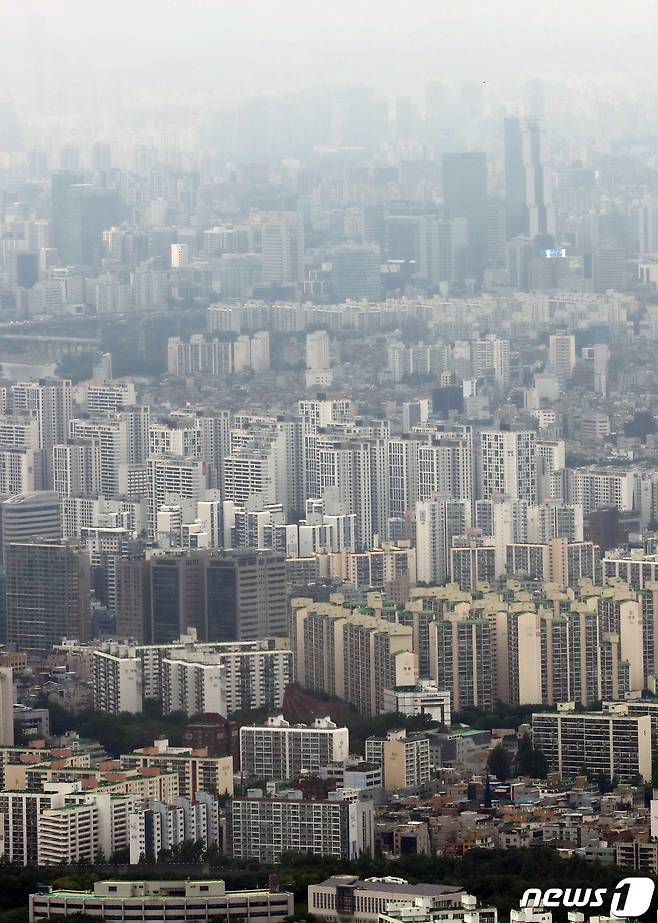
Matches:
[[515, 733, 549, 779], [41, 699, 190, 758], [0, 848, 654, 922]]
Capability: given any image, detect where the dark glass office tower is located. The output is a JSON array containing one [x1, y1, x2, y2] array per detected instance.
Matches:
[[206, 551, 287, 642], [5, 540, 91, 651], [442, 151, 488, 279], [149, 552, 206, 644], [51, 174, 121, 267]]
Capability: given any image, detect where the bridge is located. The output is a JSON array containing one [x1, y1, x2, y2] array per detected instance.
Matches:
[[0, 333, 101, 358]]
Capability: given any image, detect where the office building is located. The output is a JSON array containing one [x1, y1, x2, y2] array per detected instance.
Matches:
[[205, 551, 287, 641], [115, 556, 151, 642], [382, 682, 451, 726], [52, 180, 122, 267], [504, 117, 555, 239], [0, 492, 60, 562], [5, 540, 91, 651], [331, 243, 381, 301], [149, 551, 206, 644], [30, 880, 293, 923], [308, 876, 465, 923], [0, 669, 13, 746], [261, 212, 304, 288], [91, 141, 112, 172], [594, 243, 626, 292], [442, 152, 488, 277]]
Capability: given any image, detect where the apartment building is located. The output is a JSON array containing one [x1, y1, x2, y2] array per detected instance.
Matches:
[[365, 730, 431, 790], [430, 613, 496, 711], [479, 430, 537, 502], [240, 715, 349, 780], [93, 636, 292, 716], [128, 792, 221, 863], [290, 599, 417, 716], [120, 737, 233, 798], [531, 704, 652, 783], [231, 790, 374, 862], [0, 789, 63, 864], [93, 647, 143, 715], [160, 655, 226, 717], [566, 467, 635, 515], [37, 792, 134, 865]]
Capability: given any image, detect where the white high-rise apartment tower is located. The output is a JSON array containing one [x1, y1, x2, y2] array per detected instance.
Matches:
[[306, 330, 330, 370], [415, 497, 471, 584], [548, 334, 576, 386], [639, 195, 658, 255], [479, 430, 537, 503]]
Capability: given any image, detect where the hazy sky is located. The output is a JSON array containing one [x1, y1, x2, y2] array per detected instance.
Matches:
[[3, 0, 658, 110]]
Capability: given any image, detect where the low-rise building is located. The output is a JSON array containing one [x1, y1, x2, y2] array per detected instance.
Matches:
[[29, 879, 293, 923], [307, 876, 466, 923], [382, 683, 451, 725]]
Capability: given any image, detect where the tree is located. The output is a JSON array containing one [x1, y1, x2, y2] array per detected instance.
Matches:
[[596, 771, 614, 794], [109, 846, 130, 863], [171, 839, 205, 864], [55, 352, 96, 384], [516, 733, 533, 775], [516, 733, 548, 779], [529, 747, 548, 779], [487, 743, 512, 781]]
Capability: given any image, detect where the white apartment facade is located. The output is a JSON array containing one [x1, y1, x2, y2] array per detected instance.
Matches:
[[240, 716, 349, 780]]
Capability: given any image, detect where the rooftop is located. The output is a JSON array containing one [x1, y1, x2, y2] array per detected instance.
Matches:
[[315, 876, 464, 897]]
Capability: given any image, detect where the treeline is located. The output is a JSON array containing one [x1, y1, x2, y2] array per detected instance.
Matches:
[[42, 699, 190, 757], [487, 735, 549, 780], [454, 702, 553, 730], [0, 849, 655, 922]]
